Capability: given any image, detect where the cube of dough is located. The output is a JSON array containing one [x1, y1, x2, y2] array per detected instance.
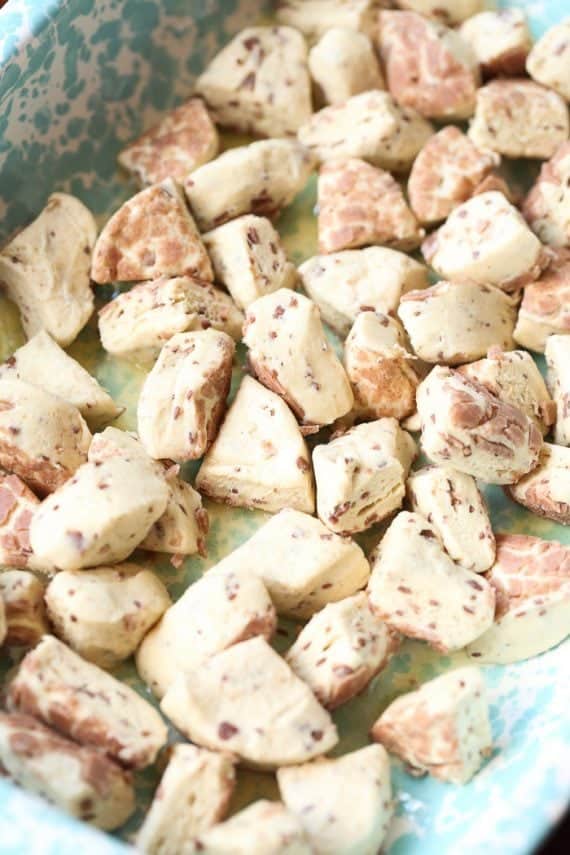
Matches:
[[98, 276, 244, 363], [0, 712, 135, 831], [29, 449, 169, 571], [417, 366, 542, 485], [286, 593, 398, 709], [91, 179, 213, 285], [371, 666, 492, 783], [506, 443, 570, 525], [317, 158, 424, 254], [344, 312, 419, 420], [377, 11, 479, 120], [394, 1, 482, 26], [0, 570, 49, 647], [0, 331, 121, 428], [243, 289, 353, 429], [423, 192, 550, 294], [299, 247, 428, 337], [399, 281, 517, 365], [210, 508, 370, 619], [118, 97, 219, 186], [368, 512, 495, 651], [203, 215, 296, 309], [309, 28, 384, 106], [184, 138, 315, 231], [7, 636, 168, 768], [137, 745, 236, 855], [408, 126, 499, 225], [298, 90, 433, 171], [136, 568, 276, 700], [313, 419, 416, 534], [466, 533, 570, 664], [514, 250, 570, 353], [0, 193, 96, 346], [407, 466, 495, 574], [460, 348, 555, 436], [196, 375, 314, 514], [161, 636, 337, 768], [0, 473, 54, 573], [459, 10, 532, 78], [277, 744, 393, 855], [546, 335, 570, 446], [0, 379, 91, 496], [277, 0, 377, 42], [193, 800, 311, 855], [468, 80, 569, 160], [45, 564, 170, 668], [527, 19, 570, 102], [522, 142, 570, 249], [137, 330, 235, 461]]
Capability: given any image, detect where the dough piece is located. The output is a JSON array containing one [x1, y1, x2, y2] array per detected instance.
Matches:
[[423, 192, 550, 294], [98, 276, 243, 363], [161, 637, 337, 768], [45, 564, 170, 668], [7, 635, 168, 769], [460, 347, 555, 436], [527, 19, 570, 102], [137, 745, 236, 855], [285, 593, 398, 709], [459, 9, 532, 78], [317, 157, 424, 254], [0, 712, 135, 831], [0, 193, 96, 346], [468, 80, 569, 160], [0, 473, 53, 572], [467, 533, 570, 663], [277, 0, 377, 42], [185, 139, 315, 231], [299, 247, 428, 337], [394, 1, 482, 26], [0, 379, 91, 496], [371, 666, 492, 783], [203, 215, 296, 309], [522, 142, 570, 249], [210, 508, 370, 619], [136, 568, 276, 700], [377, 11, 479, 120], [513, 249, 570, 352], [399, 281, 517, 365], [298, 90, 433, 171], [196, 375, 314, 514], [193, 800, 311, 855], [309, 28, 384, 105], [118, 97, 219, 186], [344, 311, 419, 420], [29, 445, 169, 571], [313, 419, 416, 534], [407, 466, 495, 573], [417, 366, 542, 485], [277, 744, 393, 855], [0, 331, 121, 428], [243, 289, 353, 429], [195, 26, 312, 138], [546, 335, 570, 446], [91, 179, 213, 284], [506, 443, 570, 525], [368, 512, 495, 651], [0, 570, 49, 647], [408, 126, 499, 225], [138, 330, 235, 461]]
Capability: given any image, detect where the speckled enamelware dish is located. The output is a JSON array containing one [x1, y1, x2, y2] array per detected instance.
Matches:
[[0, 1, 569, 853]]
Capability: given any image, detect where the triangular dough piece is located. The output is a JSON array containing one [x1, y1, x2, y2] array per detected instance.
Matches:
[[91, 178, 213, 284], [196, 375, 314, 514]]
